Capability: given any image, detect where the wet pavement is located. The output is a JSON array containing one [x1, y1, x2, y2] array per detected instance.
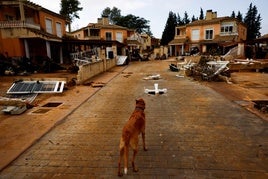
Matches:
[[0, 60, 267, 178]]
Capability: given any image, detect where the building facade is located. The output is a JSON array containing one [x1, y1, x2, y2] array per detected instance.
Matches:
[[0, 0, 66, 63], [169, 10, 247, 56], [69, 17, 136, 58]]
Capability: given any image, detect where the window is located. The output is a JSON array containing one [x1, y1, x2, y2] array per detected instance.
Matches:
[[191, 29, 200, 41], [45, 18, 53, 34], [205, 29, 213, 40], [176, 28, 180, 36], [221, 25, 234, 34], [116, 32, 123, 43], [90, 29, 100, 37], [106, 32, 112, 40], [56, 22, 62, 37]]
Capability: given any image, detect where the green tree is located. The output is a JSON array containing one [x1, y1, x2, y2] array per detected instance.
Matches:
[[116, 14, 151, 35], [199, 8, 204, 20], [231, 11, 236, 18], [161, 11, 177, 45], [101, 7, 152, 36], [177, 13, 183, 25], [101, 7, 121, 24], [236, 11, 243, 21], [183, 11, 190, 24], [60, 0, 83, 32], [191, 15, 198, 22], [244, 3, 262, 40]]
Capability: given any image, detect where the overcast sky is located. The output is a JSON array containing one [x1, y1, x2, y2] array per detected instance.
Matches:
[[30, 0, 268, 38]]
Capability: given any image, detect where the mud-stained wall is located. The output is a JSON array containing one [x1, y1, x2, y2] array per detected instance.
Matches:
[[76, 58, 116, 84]]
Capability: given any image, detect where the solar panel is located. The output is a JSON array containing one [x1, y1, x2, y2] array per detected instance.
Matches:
[[7, 81, 65, 94]]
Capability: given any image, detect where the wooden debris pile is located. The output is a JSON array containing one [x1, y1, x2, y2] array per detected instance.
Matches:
[[185, 56, 230, 82]]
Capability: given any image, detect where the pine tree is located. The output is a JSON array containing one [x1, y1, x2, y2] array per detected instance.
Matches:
[[191, 15, 197, 22], [60, 0, 83, 32], [101, 7, 121, 24], [244, 3, 262, 40], [236, 11, 243, 21], [177, 13, 183, 25], [231, 11, 236, 18], [161, 11, 177, 45], [199, 8, 204, 20], [183, 11, 190, 24]]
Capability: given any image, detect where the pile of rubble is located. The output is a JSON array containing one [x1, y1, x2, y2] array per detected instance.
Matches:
[[171, 55, 268, 83], [185, 56, 230, 82], [0, 54, 66, 76]]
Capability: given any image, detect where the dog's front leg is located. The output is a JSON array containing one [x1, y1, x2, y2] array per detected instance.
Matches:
[[142, 132, 147, 151]]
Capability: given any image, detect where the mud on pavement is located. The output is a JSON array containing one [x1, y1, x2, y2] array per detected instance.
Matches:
[[0, 60, 268, 178]]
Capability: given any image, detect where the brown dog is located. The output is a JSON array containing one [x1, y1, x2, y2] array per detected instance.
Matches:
[[118, 98, 147, 177]]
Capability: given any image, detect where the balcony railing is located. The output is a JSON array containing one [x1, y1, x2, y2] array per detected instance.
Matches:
[[84, 36, 101, 40], [174, 34, 186, 39], [0, 21, 40, 30], [220, 32, 238, 36]]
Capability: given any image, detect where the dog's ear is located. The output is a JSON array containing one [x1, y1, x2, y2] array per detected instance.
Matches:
[[136, 98, 145, 105], [136, 98, 143, 103]]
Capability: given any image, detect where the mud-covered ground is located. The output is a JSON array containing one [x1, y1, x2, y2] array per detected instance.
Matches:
[[0, 64, 268, 121]]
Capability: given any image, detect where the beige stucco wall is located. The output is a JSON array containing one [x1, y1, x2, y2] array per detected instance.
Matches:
[[76, 58, 116, 84]]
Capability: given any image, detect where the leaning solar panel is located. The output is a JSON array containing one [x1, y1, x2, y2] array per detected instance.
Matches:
[[7, 82, 36, 94], [7, 81, 65, 94]]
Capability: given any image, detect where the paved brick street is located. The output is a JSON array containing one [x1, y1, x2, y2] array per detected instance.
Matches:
[[0, 60, 267, 178]]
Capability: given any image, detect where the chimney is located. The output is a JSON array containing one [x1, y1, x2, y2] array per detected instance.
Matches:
[[97, 16, 109, 25], [206, 10, 217, 20]]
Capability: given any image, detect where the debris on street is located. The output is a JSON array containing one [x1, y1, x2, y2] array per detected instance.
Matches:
[[7, 80, 65, 94], [145, 83, 167, 95], [228, 58, 268, 72], [143, 74, 161, 80], [184, 56, 230, 81], [117, 56, 129, 65], [252, 100, 268, 113], [0, 96, 35, 114], [91, 82, 106, 88], [0, 54, 65, 76], [1, 79, 66, 114], [169, 64, 179, 72]]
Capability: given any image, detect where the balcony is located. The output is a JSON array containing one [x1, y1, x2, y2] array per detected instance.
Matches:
[[84, 36, 101, 40], [0, 21, 40, 30]]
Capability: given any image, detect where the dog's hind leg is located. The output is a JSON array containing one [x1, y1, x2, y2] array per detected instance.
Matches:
[[118, 138, 125, 177], [123, 146, 129, 175], [118, 146, 124, 177]]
